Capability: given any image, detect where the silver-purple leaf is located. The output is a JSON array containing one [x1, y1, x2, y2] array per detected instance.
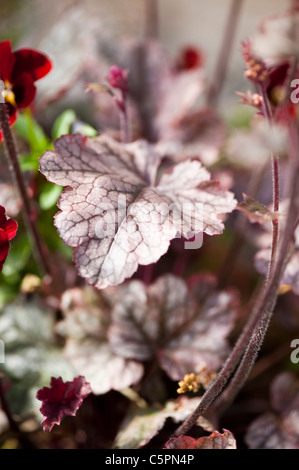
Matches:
[[245, 372, 299, 449], [57, 275, 238, 394], [108, 274, 238, 380], [114, 396, 214, 449], [57, 286, 144, 394], [39, 133, 236, 288]]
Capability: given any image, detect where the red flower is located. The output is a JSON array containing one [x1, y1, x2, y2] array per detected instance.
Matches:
[[0, 40, 52, 136], [176, 46, 204, 71], [0, 205, 18, 271], [106, 65, 129, 93]]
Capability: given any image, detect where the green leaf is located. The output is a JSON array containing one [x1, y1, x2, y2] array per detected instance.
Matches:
[[51, 109, 77, 140], [19, 153, 42, 172], [52, 109, 98, 140], [72, 120, 98, 137], [14, 110, 51, 171], [1, 235, 32, 277], [0, 299, 75, 416], [39, 182, 62, 210], [13, 109, 49, 152], [0, 285, 17, 310]]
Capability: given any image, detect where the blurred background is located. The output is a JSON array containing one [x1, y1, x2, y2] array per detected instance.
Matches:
[[0, 0, 290, 115]]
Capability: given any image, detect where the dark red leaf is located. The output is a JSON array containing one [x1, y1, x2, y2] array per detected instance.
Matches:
[[36, 376, 91, 432]]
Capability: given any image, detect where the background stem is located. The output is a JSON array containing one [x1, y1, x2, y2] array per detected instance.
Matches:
[[207, 0, 244, 107], [145, 0, 159, 39]]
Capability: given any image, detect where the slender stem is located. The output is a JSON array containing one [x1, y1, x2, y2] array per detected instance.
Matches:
[[173, 161, 299, 437], [145, 0, 159, 39], [206, 0, 244, 107], [213, 169, 298, 414], [0, 104, 52, 279], [205, 70, 297, 420], [259, 83, 280, 276], [119, 91, 130, 144]]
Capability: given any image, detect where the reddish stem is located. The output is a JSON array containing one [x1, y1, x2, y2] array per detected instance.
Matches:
[[120, 91, 130, 144], [259, 82, 280, 275], [173, 161, 298, 437]]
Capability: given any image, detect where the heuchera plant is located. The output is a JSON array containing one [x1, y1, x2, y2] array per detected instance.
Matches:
[[1, 0, 299, 450]]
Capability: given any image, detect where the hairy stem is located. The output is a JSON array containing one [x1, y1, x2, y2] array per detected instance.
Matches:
[[0, 104, 52, 279], [207, 0, 244, 107], [204, 67, 298, 420], [119, 91, 130, 143], [213, 168, 298, 414], [259, 82, 280, 275], [173, 161, 298, 437]]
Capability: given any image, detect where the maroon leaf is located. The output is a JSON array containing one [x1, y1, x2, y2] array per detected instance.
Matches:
[[39, 133, 236, 288], [164, 429, 237, 449], [245, 372, 299, 449], [36, 376, 91, 432]]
